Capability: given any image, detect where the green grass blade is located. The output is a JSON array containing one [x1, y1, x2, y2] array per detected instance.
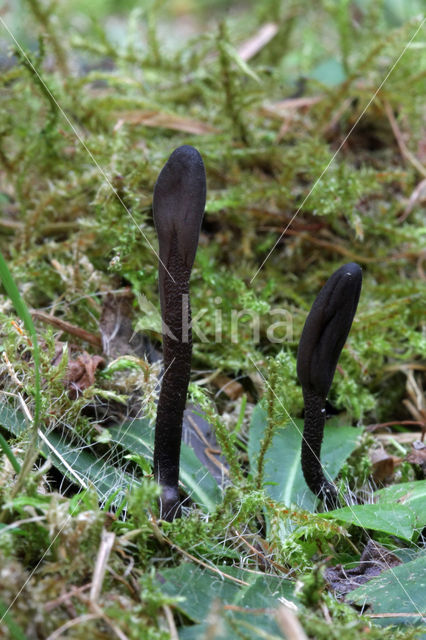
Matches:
[[0, 598, 29, 640], [0, 251, 41, 428], [0, 431, 21, 473], [0, 251, 41, 491]]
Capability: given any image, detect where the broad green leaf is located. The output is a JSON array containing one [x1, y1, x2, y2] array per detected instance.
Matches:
[[1, 401, 221, 511], [179, 619, 284, 640], [159, 562, 297, 639], [108, 418, 153, 460], [0, 403, 135, 505], [179, 625, 224, 640], [384, 0, 426, 26], [309, 58, 346, 87], [45, 429, 135, 504], [322, 503, 416, 541], [179, 444, 222, 512], [374, 481, 426, 530], [160, 563, 242, 622], [248, 405, 360, 511], [0, 403, 25, 438], [349, 553, 426, 628], [109, 418, 221, 512]]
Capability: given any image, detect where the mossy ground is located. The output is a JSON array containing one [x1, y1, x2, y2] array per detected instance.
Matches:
[[0, 1, 425, 638]]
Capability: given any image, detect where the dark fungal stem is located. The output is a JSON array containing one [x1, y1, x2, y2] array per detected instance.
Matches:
[[300, 389, 336, 507], [153, 145, 206, 521], [297, 262, 362, 508]]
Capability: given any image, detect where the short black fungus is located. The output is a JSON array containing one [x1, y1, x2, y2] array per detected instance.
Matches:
[[297, 262, 362, 508], [152, 145, 206, 521]]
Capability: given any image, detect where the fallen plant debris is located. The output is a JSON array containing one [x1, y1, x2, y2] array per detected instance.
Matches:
[[63, 351, 106, 400], [32, 310, 102, 348], [99, 289, 159, 361], [325, 539, 402, 595], [370, 444, 400, 483], [113, 110, 219, 135], [406, 441, 426, 478]]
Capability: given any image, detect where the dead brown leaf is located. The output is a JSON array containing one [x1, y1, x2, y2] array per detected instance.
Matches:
[[370, 445, 401, 482], [371, 458, 396, 482], [65, 352, 105, 399], [237, 22, 278, 61], [113, 111, 217, 135], [260, 96, 323, 119], [211, 373, 244, 400], [99, 290, 159, 361], [407, 441, 426, 464], [406, 440, 426, 477], [325, 540, 401, 595]]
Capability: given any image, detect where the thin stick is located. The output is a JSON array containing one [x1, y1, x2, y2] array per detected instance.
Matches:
[[366, 420, 424, 431], [161, 535, 249, 586], [383, 100, 426, 179], [90, 529, 116, 603], [32, 310, 102, 347]]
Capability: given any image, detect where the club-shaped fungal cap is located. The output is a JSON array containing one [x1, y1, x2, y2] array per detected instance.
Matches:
[[153, 145, 206, 271], [297, 262, 362, 399]]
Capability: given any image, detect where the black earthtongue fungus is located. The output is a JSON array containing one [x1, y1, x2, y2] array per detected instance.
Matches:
[[297, 262, 362, 509], [152, 145, 206, 521]]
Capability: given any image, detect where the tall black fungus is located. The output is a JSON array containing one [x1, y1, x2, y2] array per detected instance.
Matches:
[[297, 262, 362, 508], [152, 145, 206, 521]]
